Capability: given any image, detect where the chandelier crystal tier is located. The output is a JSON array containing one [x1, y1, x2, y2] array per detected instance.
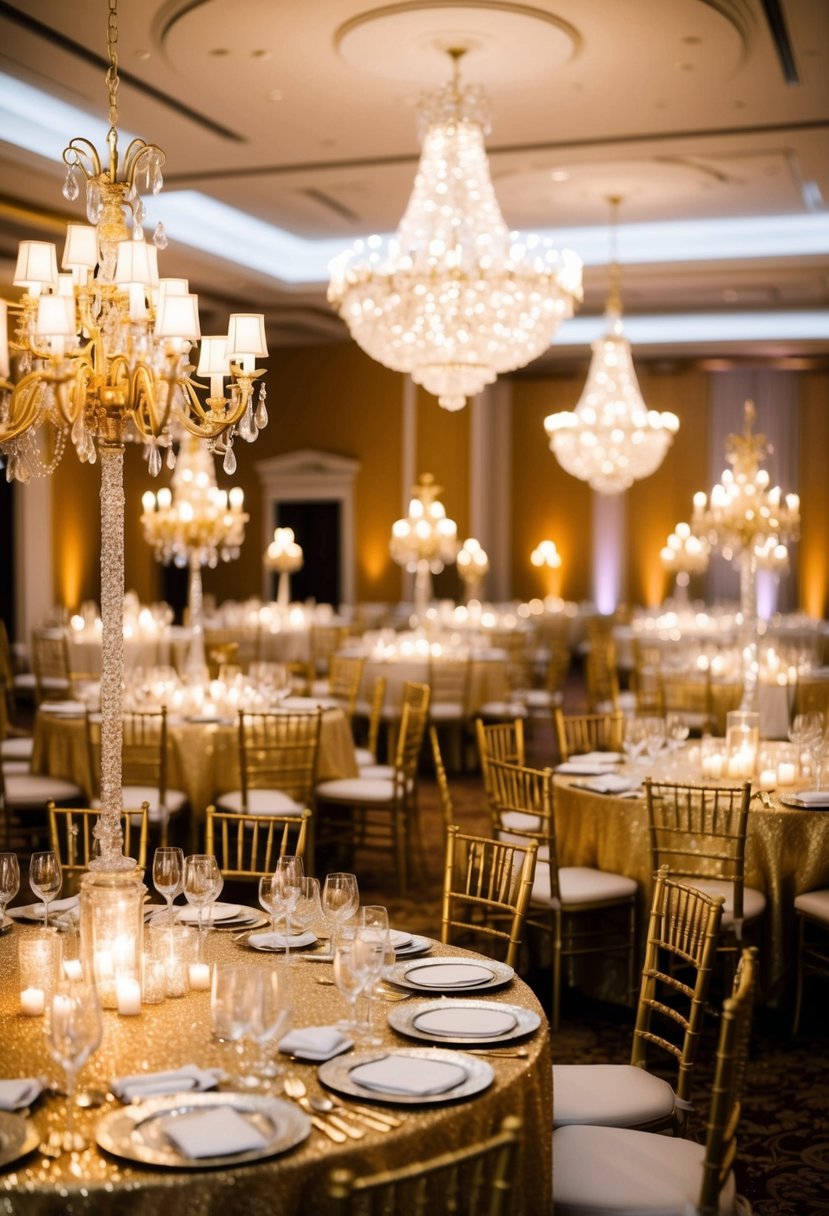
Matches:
[[264, 527, 304, 609], [691, 400, 799, 708], [544, 197, 678, 494], [0, 0, 268, 872], [141, 434, 248, 673], [390, 473, 459, 620], [456, 537, 489, 604], [328, 49, 582, 412], [660, 521, 710, 602]]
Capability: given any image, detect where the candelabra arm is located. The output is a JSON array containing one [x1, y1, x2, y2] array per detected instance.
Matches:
[[413, 560, 433, 624], [277, 570, 291, 610], [186, 555, 207, 677], [738, 548, 760, 712]]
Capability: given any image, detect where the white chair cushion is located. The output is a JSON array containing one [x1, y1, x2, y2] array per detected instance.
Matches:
[[354, 747, 376, 767], [477, 701, 529, 720], [2, 760, 32, 775], [430, 703, 466, 722], [531, 865, 637, 908], [216, 789, 304, 815], [310, 679, 330, 698], [794, 888, 829, 923], [1, 737, 34, 760], [684, 878, 766, 928], [553, 1124, 737, 1214], [358, 763, 395, 780], [121, 786, 188, 822], [553, 1064, 676, 1129], [315, 777, 396, 804], [5, 774, 83, 806]]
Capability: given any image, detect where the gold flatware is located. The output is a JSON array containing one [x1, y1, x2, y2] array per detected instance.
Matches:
[[465, 1047, 529, 1059], [283, 1076, 363, 1141]]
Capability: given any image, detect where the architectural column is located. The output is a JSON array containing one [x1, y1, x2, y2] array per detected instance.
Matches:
[[592, 491, 627, 615], [400, 375, 417, 602], [14, 477, 53, 645], [470, 381, 512, 602]]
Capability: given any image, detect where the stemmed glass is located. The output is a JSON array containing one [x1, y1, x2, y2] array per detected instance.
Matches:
[[622, 718, 648, 783], [258, 875, 282, 936], [205, 857, 224, 931], [45, 982, 103, 1152], [332, 931, 371, 1037], [789, 712, 825, 787], [29, 851, 62, 930], [0, 853, 20, 920], [355, 917, 391, 1045], [210, 964, 254, 1083], [273, 856, 304, 959], [182, 854, 218, 954], [321, 872, 359, 954], [292, 877, 322, 939], [152, 847, 184, 926], [246, 967, 293, 1086], [642, 717, 667, 772]]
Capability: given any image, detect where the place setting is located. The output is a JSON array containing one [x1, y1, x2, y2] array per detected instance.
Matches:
[[387, 998, 541, 1047], [555, 750, 624, 776], [382, 957, 514, 995], [317, 1047, 495, 1107]]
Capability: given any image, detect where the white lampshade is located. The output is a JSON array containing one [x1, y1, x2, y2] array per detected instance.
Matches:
[[114, 239, 153, 286], [14, 241, 59, 291], [62, 225, 98, 271], [145, 244, 160, 287], [0, 300, 9, 378], [196, 335, 231, 377], [36, 293, 75, 338], [155, 293, 201, 340], [226, 314, 268, 358]]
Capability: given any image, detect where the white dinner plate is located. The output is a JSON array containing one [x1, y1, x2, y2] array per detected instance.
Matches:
[[176, 902, 241, 924], [779, 793, 829, 810], [389, 999, 541, 1045], [0, 1112, 39, 1168], [384, 957, 514, 994], [318, 1048, 493, 1106]]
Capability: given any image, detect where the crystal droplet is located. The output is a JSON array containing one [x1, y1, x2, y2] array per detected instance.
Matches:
[[71, 414, 85, 446], [135, 198, 146, 225], [255, 396, 268, 429], [151, 161, 164, 196], [148, 445, 162, 477], [166, 444, 176, 470], [223, 443, 237, 475], [86, 180, 101, 224], [153, 222, 168, 250], [62, 166, 80, 202]]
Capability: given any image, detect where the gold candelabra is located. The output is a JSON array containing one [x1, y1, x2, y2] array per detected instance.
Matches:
[[390, 474, 459, 620], [264, 527, 304, 608]]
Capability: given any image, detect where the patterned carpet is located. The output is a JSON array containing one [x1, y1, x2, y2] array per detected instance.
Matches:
[[355, 733, 829, 1216]]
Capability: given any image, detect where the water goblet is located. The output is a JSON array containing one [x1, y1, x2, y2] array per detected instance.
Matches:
[[45, 981, 103, 1152], [273, 855, 304, 959], [205, 856, 224, 932], [210, 964, 254, 1083], [29, 851, 62, 930], [245, 967, 293, 1086], [622, 718, 648, 782], [152, 847, 184, 926], [0, 853, 20, 919], [258, 875, 283, 935], [321, 872, 359, 953], [790, 712, 825, 786], [292, 877, 322, 938], [332, 933, 369, 1036], [182, 854, 216, 953], [354, 924, 390, 1045]]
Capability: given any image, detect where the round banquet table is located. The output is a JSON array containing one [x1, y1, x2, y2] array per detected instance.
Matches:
[[552, 764, 829, 1004], [350, 651, 510, 716], [0, 924, 551, 1215], [31, 704, 359, 832]]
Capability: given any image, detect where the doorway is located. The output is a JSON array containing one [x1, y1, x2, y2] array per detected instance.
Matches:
[[274, 500, 341, 606]]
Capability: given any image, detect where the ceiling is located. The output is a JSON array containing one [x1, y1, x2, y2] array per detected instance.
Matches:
[[0, 0, 827, 365]]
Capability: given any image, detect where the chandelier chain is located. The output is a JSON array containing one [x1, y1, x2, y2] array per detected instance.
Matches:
[[106, 0, 120, 134]]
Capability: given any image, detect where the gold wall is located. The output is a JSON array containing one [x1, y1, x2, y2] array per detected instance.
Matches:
[[48, 351, 827, 617]]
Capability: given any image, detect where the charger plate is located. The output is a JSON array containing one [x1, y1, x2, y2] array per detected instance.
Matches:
[[388, 998, 540, 1045], [0, 1112, 40, 1168], [384, 957, 514, 994], [96, 1091, 310, 1168], [780, 793, 829, 810], [318, 1047, 493, 1106]]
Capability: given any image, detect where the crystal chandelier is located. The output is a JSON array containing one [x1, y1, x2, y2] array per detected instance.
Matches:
[[544, 198, 678, 494], [328, 50, 582, 412], [456, 537, 489, 604], [390, 473, 459, 619], [0, 0, 269, 871], [264, 527, 304, 608], [141, 434, 248, 673], [691, 400, 799, 707], [660, 521, 710, 602]]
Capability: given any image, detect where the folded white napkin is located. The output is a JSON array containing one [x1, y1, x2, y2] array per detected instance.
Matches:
[[575, 773, 638, 795], [8, 895, 80, 921], [160, 1106, 269, 1159], [0, 1078, 43, 1110], [413, 1007, 517, 1038], [39, 700, 85, 715], [177, 903, 241, 924], [572, 751, 623, 764], [350, 1055, 468, 1096], [278, 1026, 352, 1061], [403, 962, 494, 989], [792, 789, 829, 805], [557, 761, 620, 775], [111, 1065, 222, 1103], [248, 930, 316, 951]]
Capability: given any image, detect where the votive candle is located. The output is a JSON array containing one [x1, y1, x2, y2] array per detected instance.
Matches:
[[116, 977, 142, 1016], [188, 962, 211, 990], [20, 987, 45, 1016]]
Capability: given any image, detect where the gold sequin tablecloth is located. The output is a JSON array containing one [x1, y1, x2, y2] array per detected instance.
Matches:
[[32, 707, 359, 829], [0, 928, 551, 1215], [553, 774, 829, 1001]]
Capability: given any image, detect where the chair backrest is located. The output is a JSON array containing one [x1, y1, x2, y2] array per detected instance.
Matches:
[[401, 680, 431, 714], [488, 628, 532, 694], [661, 670, 712, 730], [205, 806, 311, 878], [645, 779, 752, 925], [792, 674, 829, 719], [327, 655, 365, 718], [48, 801, 149, 887], [325, 1114, 522, 1216], [239, 709, 322, 809], [428, 725, 454, 830], [364, 675, 387, 760], [121, 708, 170, 799], [584, 635, 621, 711], [553, 708, 625, 761], [475, 718, 525, 803], [310, 623, 349, 676], [707, 680, 745, 736], [485, 757, 559, 892], [631, 867, 725, 1129], [698, 946, 759, 1214], [428, 654, 471, 711], [542, 637, 572, 699], [441, 825, 537, 968], [392, 700, 430, 793], [31, 628, 71, 703]]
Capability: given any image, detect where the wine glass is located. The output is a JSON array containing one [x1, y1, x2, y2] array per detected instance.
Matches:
[[45, 982, 103, 1152], [292, 877, 322, 939], [258, 875, 282, 936], [210, 964, 254, 1083], [0, 853, 20, 919], [246, 967, 293, 1086], [666, 712, 690, 752], [321, 872, 359, 954], [182, 854, 217, 953], [354, 922, 390, 1045], [273, 855, 304, 958], [642, 717, 667, 770], [29, 851, 62, 930], [152, 847, 184, 926], [332, 932, 370, 1036], [789, 712, 824, 786], [205, 856, 224, 931], [621, 718, 648, 781], [271, 663, 291, 704]]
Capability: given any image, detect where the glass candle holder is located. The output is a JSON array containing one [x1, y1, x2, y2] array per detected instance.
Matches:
[[700, 736, 727, 780], [79, 869, 146, 1010], [725, 711, 760, 780], [148, 923, 197, 997], [18, 932, 63, 1015]]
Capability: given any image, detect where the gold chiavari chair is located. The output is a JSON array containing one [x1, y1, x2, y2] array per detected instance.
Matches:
[[792, 673, 829, 720], [428, 652, 472, 771], [315, 698, 430, 894], [319, 654, 365, 721], [661, 669, 713, 734], [309, 623, 350, 678], [553, 708, 625, 761], [554, 868, 724, 1136], [441, 825, 537, 969], [584, 629, 623, 713], [217, 709, 322, 816], [119, 707, 189, 847], [31, 627, 72, 705], [0, 674, 34, 774], [552, 947, 759, 1216], [324, 1114, 522, 1216], [48, 801, 149, 894], [487, 757, 638, 1031], [1, 755, 84, 851], [205, 806, 311, 880], [645, 778, 766, 979], [475, 717, 525, 807], [707, 679, 745, 736], [792, 885, 829, 1035], [354, 675, 387, 771], [428, 724, 454, 832]]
